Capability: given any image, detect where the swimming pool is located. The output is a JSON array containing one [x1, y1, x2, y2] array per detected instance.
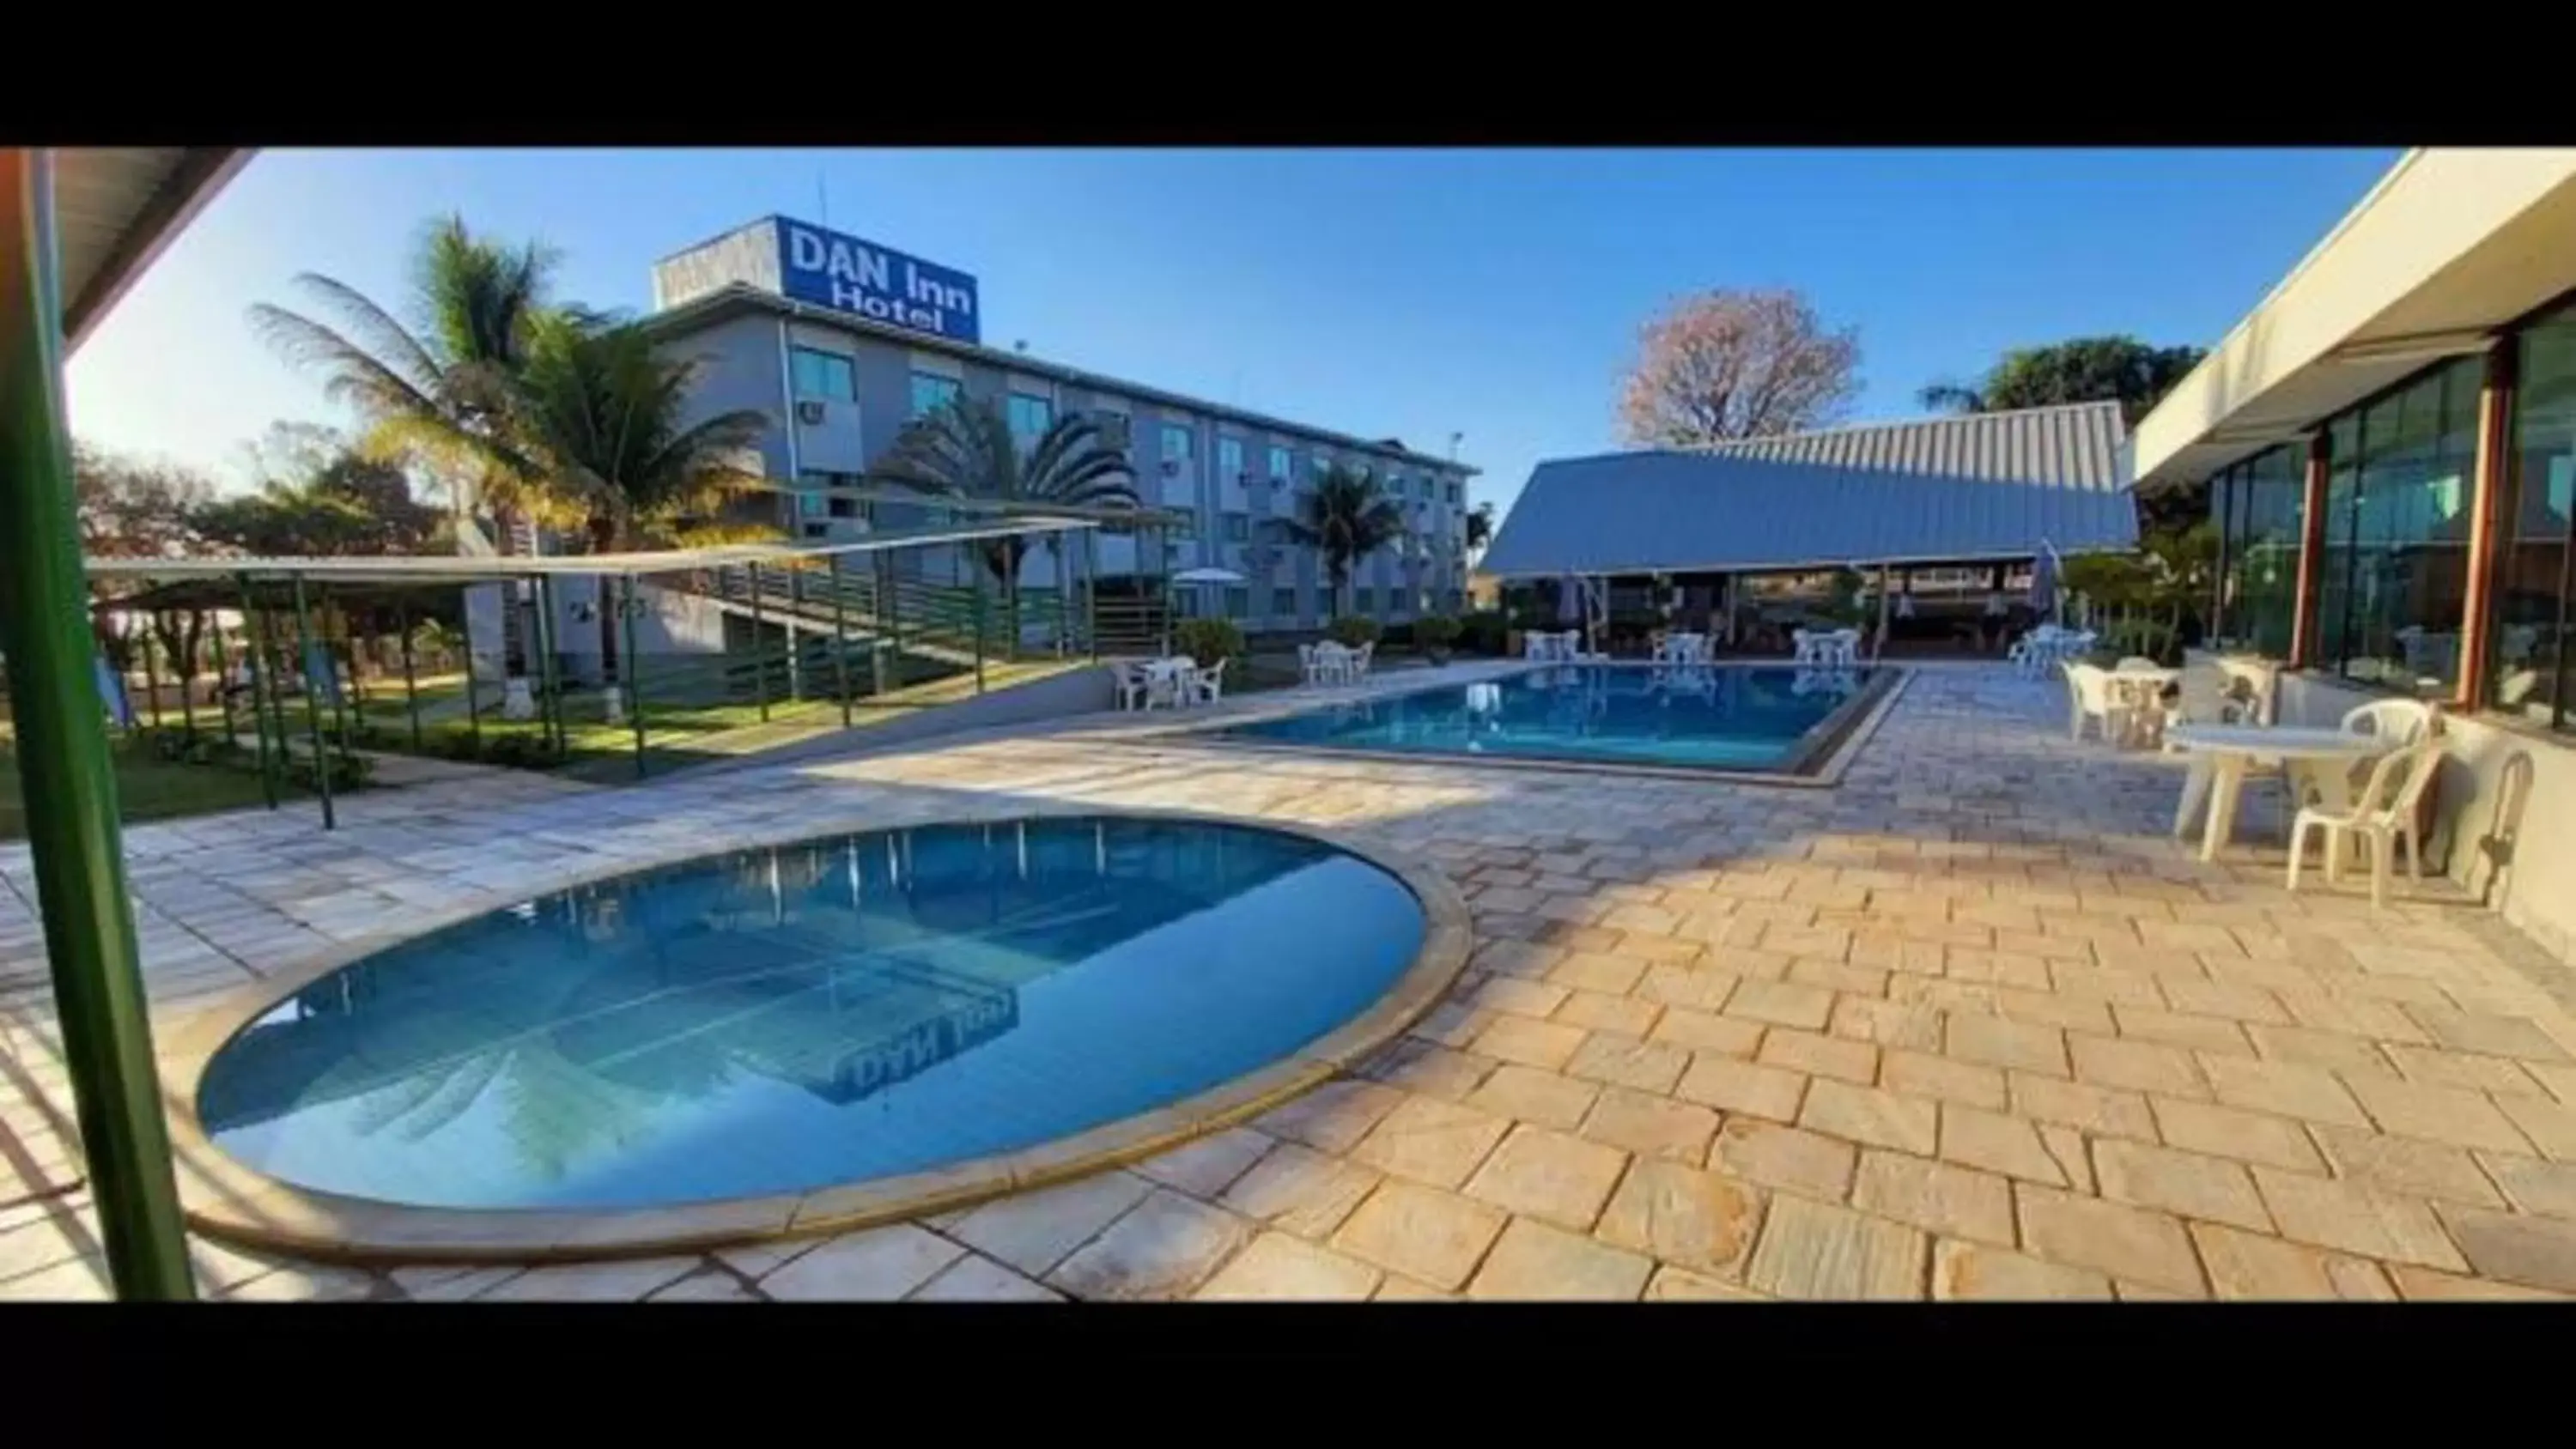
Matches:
[[1212, 664, 1894, 774], [192, 815, 1434, 1214]]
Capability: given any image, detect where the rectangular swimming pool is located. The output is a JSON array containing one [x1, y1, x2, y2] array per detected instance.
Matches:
[[1210, 664, 1896, 775]]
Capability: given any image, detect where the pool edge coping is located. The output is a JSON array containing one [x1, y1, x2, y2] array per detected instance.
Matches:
[[152, 806, 1474, 1269]]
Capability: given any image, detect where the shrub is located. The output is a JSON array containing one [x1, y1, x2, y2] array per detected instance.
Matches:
[[1379, 621, 1416, 648], [1414, 615, 1462, 656], [1327, 615, 1382, 649], [1456, 610, 1509, 656], [1171, 617, 1244, 669]]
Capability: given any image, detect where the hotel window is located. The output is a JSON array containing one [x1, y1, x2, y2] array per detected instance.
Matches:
[[1222, 512, 1249, 543], [1447, 479, 1461, 506], [791, 347, 856, 400], [1267, 446, 1291, 481], [1161, 423, 1194, 463], [1309, 453, 1333, 480], [1354, 586, 1376, 615], [1005, 392, 1053, 449], [1218, 436, 1245, 481], [908, 371, 960, 417], [1224, 587, 1249, 618], [2491, 306, 2576, 730], [2312, 355, 2482, 697], [1089, 409, 1132, 452], [2213, 443, 2305, 661], [1273, 586, 1297, 617]]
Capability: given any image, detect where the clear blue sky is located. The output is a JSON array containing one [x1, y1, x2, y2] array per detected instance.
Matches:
[[67, 148, 2401, 512]]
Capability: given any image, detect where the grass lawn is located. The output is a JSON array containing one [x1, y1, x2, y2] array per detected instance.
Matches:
[[0, 721, 315, 842]]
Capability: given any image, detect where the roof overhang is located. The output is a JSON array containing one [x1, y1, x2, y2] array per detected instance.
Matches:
[[2133, 148, 2576, 491], [53, 148, 254, 354]]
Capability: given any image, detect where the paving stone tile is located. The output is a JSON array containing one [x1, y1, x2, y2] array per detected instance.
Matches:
[[1467, 1217, 1653, 1300], [1252, 1078, 1406, 1154], [758, 1225, 972, 1301], [947, 1170, 1155, 1276], [1851, 1149, 2014, 1246], [1723, 979, 1836, 1031], [2160, 978, 2291, 1026], [1674, 1053, 1807, 1121], [1578, 1086, 1720, 1164], [1944, 1013, 2067, 1076], [1471, 1014, 1590, 1071], [2309, 1123, 2506, 1208], [2008, 1071, 2159, 1143], [1636, 965, 1742, 1013], [1650, 1005, 1765, 1057], [2342, 1074, 2535, 1154], [2189, 1223, 2392, 1300], [1930, 1239, 2112, 1300], [1881, 1049, 2007, 1112], [1194, 1231, 1381, 1300], [1465, 1064, 1601, 1131], [1218, 1143, 1382, 1239], [2069, 1033, 2208, 1099], [1595, 1158, 1764, 1277], [2404, 1005, 2574, 1064], [2149, 1097, 2327, 1174], [2380, 1043, 2547, 1098], [1464, 975, 1570, 1019], [1547, 950, 1649, 996], [1327, 1180, 1508, 1291], [1743, 1195, 1926, 1300], [1826, 996, 1944, 1051], [1132, 1128, 1276, 1198], [1359, 1040, 1498, 1102], [2200, 1055, 2371, 1128], [220, 1263, 385, 1303], [2015, 1185, 2205, 1296], [1348, 1094, 1513, 1190], [1758, 1028, 1878, 1084], [2386, 1264, 2573, 1300], [1462, 1124, 1630, 1230], [2433, 1204, 2576, 1293], [2111, 1004, 2255, 1056], [1563, 1032, 1692, 1094], [1047, 1190, 1252, 1301], [1644, 1264, 1769, 1300], [1938, 1103, 2068, 1186], [2250, 1167, 2468, 1270], [1710, 1119, 1856, 1201], [2092, 1138, 2273, 1233], [2496, 1094, 2576, 1161], [1552, 989, 1662, 1037], [2478, 1152, 2576, 1219], [909, 1254, 1062, 1302], [1799, 1079, 1938, 1155]]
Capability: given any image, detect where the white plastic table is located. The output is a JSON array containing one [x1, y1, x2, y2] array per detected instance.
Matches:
[[1143, 656, 1197, 706], [2164, 724, 2396, 863], [2106, 665, 2181, 748]]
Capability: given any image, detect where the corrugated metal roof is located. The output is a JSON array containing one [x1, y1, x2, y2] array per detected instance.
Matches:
[[53, 149, 253, 352], [1480, 403, 2136, 579], [1695, 400, 2128, 488]]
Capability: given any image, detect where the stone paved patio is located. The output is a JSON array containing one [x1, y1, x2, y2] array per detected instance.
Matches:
[[5, 663, 2575, 1301]]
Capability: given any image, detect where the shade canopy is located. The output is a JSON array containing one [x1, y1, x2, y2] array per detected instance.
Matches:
[[1170, 567, 1246, 584]]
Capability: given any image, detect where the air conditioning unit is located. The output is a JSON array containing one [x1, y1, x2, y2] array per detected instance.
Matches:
[[796, 400, 827, 426]]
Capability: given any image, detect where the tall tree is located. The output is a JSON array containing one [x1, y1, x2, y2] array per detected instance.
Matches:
[[873, 397, 1139, 638], [1917, 336, 2207, 427], [1464, 500, 1496, 555], [71, 444, 218, 670], [1618, 288, 1862, 446], [246, 215, 574, 537], [1282, 465, 1406, 617], [190, 428, 445, 558]]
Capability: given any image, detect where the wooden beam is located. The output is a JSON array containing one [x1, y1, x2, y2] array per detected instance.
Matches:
[[2456, 337, 2518, 709]]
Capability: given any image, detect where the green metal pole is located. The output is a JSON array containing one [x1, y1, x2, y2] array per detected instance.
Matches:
[[398, 600, 422, 754], [236, 579, 278, 809], [747, 561, 770, 722], [830, 553, 853, 727], [972, 565, 988, 694], [1084, 528, 1100, 663], [623, 574, 647, 780], [787, 566, 805, 703], [175, 616, 197, 741], [209, 616, 236, 752], [465, 592, 484, 755], [137, 618, 162, 733], [0, 148, 195, 1299], [321, 591, 353, 764], [532, 574, 562, 757], [289, 574, 336, 831]]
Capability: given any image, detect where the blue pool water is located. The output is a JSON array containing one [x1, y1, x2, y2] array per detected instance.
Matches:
[[197, 816, 1426, 1210], [1217, 664, 1881, 772]]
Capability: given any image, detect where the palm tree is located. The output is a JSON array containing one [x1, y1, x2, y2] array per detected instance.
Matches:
[[1283, 464, 1406, 618], [507, 312, 775, 676], [1465, 500, 1497, 555], [872, 397, 1139, 640]]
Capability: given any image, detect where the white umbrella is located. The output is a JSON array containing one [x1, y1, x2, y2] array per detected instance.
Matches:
[[1171, 567, 1247, 584]]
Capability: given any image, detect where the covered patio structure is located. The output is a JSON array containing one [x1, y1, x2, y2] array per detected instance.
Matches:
[[1479, 403, 2139, 658]]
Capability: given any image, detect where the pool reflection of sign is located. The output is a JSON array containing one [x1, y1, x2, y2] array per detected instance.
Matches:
[[775, 216, 980, 343], [825, 964, 1018, 1104]]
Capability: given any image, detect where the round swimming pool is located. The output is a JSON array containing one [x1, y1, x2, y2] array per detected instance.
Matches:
[[191, 815, 1434, 1216]]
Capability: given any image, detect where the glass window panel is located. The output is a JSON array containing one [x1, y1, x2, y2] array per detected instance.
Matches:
[[1222, 513, 1249, 543], [791, 348, 855, 400], [1218, 437, 1245, 479], [1354, 586, 1376, 615], [1267, 446, 1291, 481], [1005, 392, 1053, 448], [1224, 587, 1249, 618], [1273, 586, 1297, 617], [1161, 424, 1194, 461], [2494, 307, 2576, 729], [908, 372, 959, 417]]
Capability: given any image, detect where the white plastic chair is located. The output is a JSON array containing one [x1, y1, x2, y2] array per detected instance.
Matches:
[[1297, 644, 1336, 687], [1112, 661, 1153, 712], [2116, 656, 2160, 673], [2341, 698, 2439, 746], [1346, 642, 1376, 681], [2287, 738, 2444, 908], [1185, 658, 1228, 705], [2062, 662, 2130, 745]]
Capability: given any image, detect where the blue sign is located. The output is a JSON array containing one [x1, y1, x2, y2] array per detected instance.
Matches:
[[775, 217, 980, 343]]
